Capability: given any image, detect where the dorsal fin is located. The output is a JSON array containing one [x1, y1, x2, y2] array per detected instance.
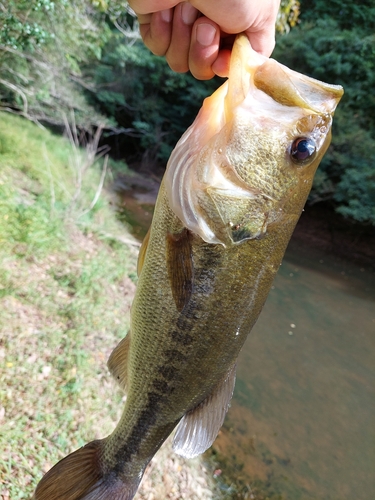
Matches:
[[173, 363, 237, 458], [107, 334, 130, 393], [166, 229, 194, 312]]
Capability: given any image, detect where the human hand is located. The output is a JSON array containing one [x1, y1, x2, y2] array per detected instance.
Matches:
[[128, 0, 281, 80]]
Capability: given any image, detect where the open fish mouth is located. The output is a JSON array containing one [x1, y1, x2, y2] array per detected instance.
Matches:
[[165, 35, 343, 246]]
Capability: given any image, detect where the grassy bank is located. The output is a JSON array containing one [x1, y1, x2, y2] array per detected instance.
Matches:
[[0, 113, 220, 499]]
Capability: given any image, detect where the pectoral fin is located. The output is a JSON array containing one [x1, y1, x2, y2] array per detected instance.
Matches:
[[166, 229, 194, 312], [173, 363, 237, 458], [137, 227, 151, 276], [107, 334, 130, 392]]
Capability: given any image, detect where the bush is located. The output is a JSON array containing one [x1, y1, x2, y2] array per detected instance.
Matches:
[[274, 12, 375, 224]]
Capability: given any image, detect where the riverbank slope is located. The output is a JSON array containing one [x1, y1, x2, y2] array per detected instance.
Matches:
[[0, 113, 221, 500]]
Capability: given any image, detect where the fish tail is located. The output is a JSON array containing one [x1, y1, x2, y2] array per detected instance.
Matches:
[[33, 439, 142, 500]]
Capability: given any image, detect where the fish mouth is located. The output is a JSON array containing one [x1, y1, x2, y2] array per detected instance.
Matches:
[[164, 34, 343, 246], [225, 34, 343, 120]]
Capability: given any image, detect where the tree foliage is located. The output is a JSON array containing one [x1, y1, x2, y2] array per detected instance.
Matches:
[[89, 32, 219, 164], [300, 0, 375, 34], [276, 0, 301, 34], [274, 1, 375, 224], [0, 0, 114, 126], [0, 0, 300, 135]]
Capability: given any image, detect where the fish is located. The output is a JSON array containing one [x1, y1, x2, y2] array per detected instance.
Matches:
[[33, 34, 343, 500]]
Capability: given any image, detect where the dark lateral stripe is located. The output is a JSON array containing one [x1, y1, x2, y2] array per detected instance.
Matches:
[[165, 349, 187, 363], [158, 365, 178, 381], [111, 241, 221, 473], [152, 379, 174, 394], [113, 391, 162, 472], [171, 329, 194, 345]]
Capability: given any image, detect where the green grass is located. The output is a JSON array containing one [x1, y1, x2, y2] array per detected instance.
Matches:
[[0, 112, 137, 498]]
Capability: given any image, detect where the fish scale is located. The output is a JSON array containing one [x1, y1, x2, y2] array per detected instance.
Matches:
[[33, 34, 343, 500]]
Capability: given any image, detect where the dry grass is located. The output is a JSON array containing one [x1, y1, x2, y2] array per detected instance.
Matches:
[[137, 437, 217, 499], [0, 231, 135, 498]]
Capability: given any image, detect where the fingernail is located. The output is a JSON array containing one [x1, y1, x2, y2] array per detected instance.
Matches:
[[196, 23, 216, 46], [181, 2, 197, 25], [161, 8, 172, 23]]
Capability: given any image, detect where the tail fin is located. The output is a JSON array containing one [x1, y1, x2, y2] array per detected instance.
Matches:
[[33, 439, 142, 500]]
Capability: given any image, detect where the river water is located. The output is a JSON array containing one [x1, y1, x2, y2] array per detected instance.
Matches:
[[117, 184, 375, 499], [212, 242, 375, 499]]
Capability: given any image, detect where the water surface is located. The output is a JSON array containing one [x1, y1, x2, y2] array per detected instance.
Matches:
[[212, 244, 375, 499]]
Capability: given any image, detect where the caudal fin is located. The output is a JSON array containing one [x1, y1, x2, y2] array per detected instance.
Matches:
[[33, 439, 142, 500]]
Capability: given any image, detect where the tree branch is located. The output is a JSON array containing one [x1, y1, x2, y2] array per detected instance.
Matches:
[[0, 78, 28, 114]]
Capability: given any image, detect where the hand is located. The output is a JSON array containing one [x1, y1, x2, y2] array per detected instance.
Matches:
[[128, 0, 281, 80]]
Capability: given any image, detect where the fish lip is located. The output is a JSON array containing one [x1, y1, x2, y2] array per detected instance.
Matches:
[[226, 34, 343, 118]]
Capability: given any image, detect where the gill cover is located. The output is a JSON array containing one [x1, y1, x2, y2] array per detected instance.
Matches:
[[164, 34, 343, 245]]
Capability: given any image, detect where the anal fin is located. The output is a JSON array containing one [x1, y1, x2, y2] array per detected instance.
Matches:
[[107, 334, 130, 392], [173, 363, 237, 458]]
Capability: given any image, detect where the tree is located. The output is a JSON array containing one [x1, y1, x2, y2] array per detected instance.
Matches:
[[0, 0, 112, 127], [273, 2, 375, 224]]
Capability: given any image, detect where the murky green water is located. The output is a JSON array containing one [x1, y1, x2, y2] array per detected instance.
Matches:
[[118, 186, 375, 499], [213, 244, 375, 499]]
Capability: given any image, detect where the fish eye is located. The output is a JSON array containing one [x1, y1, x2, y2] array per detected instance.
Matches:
[[290, 137, 316, 165]]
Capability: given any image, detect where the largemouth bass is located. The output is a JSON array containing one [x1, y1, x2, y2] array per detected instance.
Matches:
[[34, 35, 343, 500]]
